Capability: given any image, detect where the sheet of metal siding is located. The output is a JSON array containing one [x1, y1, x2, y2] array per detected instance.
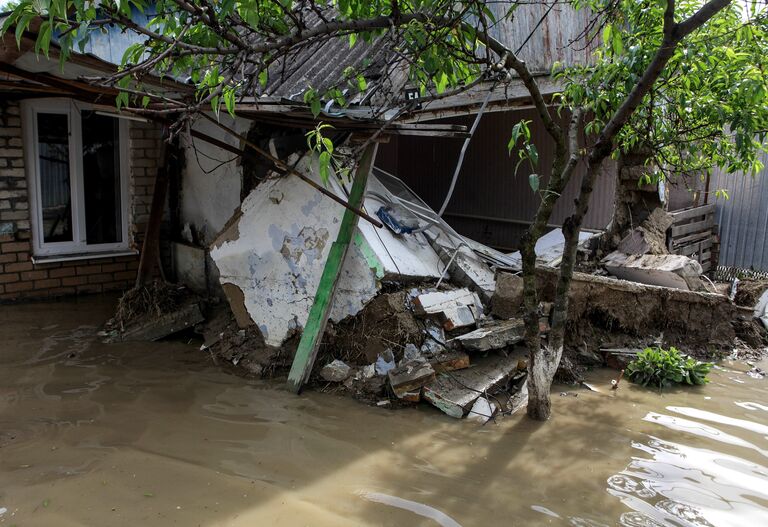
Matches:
[[488, 3, 594, 74], [375, 109, 616, 249], [709, 152, 768, 271]]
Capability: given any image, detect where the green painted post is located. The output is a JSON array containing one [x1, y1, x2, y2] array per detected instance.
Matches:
[[287, 143, 378, 393]]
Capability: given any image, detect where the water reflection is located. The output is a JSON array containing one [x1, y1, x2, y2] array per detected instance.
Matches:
[[609, 431, 768, 525]]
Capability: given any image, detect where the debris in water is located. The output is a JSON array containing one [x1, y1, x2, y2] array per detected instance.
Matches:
[[423, 351, 526, 418], [467, 397, 498, 423], [388, 361, 435, 398]]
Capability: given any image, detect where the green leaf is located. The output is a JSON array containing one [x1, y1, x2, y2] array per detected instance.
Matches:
[[310, 97, 321, 118], [528, 173, 540, 192], [356, 74, 367, 92], [223, 87, 236, 117]]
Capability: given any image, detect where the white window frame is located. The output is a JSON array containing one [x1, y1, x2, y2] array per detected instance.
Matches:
[[22, 99, 130, 257]]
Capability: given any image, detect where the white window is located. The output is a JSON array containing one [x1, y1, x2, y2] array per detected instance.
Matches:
[[22, 99, 130, 257]]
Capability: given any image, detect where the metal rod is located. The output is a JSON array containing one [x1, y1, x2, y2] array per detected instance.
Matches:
[[438, 86, 495, 216]]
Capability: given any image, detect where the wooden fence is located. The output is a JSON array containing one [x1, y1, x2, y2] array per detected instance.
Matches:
[[668, 204, 716, 272]]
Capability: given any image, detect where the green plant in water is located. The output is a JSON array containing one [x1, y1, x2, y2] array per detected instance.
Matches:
[[626, 347, 713, 392]]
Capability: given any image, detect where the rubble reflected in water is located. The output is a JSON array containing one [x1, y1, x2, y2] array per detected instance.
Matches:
[[0, 296, 766, 526]]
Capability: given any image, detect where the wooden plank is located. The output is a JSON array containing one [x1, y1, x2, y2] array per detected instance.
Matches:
[[670, 204, 716, 222], [679, 238, 713, 256], [671, 229, 712, 247], [670, 214, 714, 237], [286, 143, 378, 394], [136, 129, 171, 287], [120, 303, 204, 341]]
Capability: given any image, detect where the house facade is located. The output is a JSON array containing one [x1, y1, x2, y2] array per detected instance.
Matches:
[[0, 98, 163, 301]]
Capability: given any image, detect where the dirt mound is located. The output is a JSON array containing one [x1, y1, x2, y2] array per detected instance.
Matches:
[[734, 280, 768, 307], [322, 290, 426, 365]]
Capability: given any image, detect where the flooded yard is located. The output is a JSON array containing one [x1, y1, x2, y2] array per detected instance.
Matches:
[[1, 296, 766, 526]]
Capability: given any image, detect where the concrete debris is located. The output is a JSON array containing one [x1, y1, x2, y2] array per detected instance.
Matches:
[[412, 288, 482, 330], [423, 351, 526, 418], [617, 208, 674, 255], [428, 233, 497, 303], [359, 364, 376, 380], [210, 159, 444, 349], [602, 251, 704, 290], [320, 359, 352, 382], [467, 397, 498, 423], [507, 381, 528, 415], [388, 360, 436, 398], [402, 343, 423, 363], [375, 349, 396, 376], [491, 272, 524, 319], [453, 319, 526, 352]]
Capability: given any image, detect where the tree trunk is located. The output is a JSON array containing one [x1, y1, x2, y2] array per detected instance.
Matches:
[[521, 110, 584, 421]]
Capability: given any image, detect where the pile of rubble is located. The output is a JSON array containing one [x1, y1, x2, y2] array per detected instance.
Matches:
[[106, 163, 768, 422], [316, 286, 531, 420]]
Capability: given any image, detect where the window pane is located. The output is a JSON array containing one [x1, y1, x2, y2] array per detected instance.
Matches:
[[37, 113, 73, 243], [82, 111, 122, 244]]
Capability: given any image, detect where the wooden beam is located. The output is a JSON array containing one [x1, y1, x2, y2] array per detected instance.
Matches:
[[286, 143, 378, 394], [135, 127, 172, 287]]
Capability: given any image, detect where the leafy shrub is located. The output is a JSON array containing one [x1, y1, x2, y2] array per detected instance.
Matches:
[[626, 347, 713, 391]]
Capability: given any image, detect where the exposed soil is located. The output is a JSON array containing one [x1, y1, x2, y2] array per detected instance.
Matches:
[[734, 279, 768, 307], [322, 289, 428, 366]]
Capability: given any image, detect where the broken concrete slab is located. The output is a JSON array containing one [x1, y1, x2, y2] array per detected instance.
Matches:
[[120, 303, 204, 342], [412, 288, 481, 331], [602, 251, 703, 290], [210, 157, 445, 349], [423, 351, 525, 418], [452, 319, 526, 352], [617, 208, 673, 255], [428, 234, 496, 303], [388, 361, 435, 398], [320, 360, 352, 382], [467, 397, 498, 423]]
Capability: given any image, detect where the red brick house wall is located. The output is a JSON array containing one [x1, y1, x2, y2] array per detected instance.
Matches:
[[0, 100, 163, 301]]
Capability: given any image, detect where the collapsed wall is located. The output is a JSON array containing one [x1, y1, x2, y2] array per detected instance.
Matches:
[[493, 268, 745, 355]]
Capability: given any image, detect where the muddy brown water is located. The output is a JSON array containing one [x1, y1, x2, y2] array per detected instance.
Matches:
[[1, 297, 767, 526]]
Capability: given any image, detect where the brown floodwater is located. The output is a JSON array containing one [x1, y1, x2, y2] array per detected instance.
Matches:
[[1, 296, 767, 526]]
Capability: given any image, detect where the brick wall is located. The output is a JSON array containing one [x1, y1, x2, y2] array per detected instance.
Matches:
[[0, 100, 164, 302]]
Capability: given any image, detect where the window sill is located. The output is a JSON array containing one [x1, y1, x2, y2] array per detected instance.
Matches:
[[31, 250, 139, 265]]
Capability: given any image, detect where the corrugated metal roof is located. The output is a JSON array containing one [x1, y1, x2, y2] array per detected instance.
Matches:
[[262, 12, 400, 103]]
